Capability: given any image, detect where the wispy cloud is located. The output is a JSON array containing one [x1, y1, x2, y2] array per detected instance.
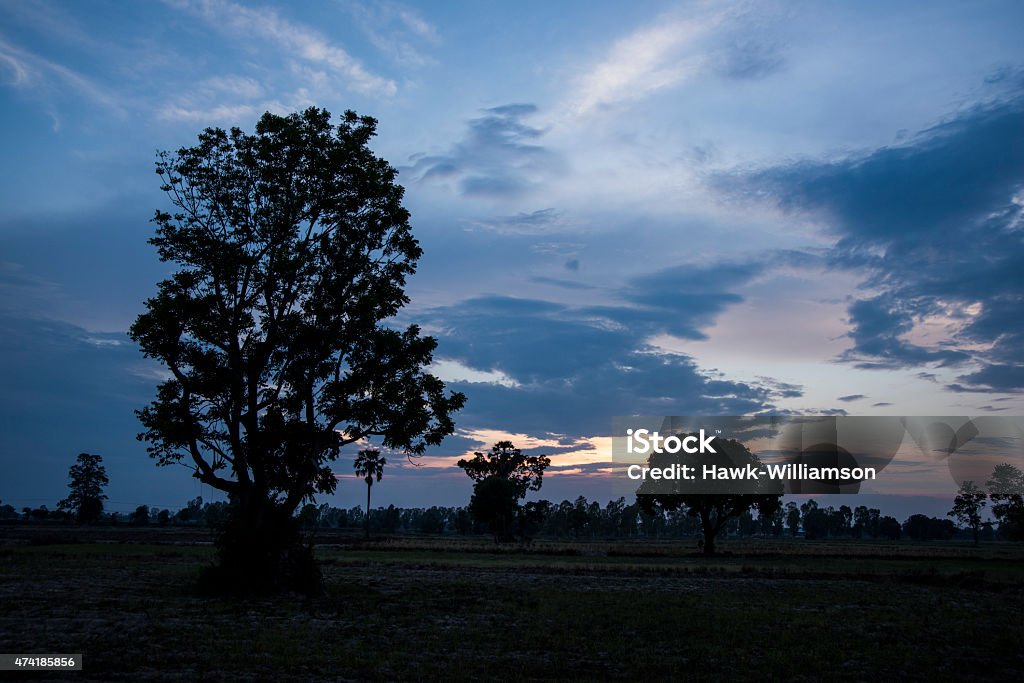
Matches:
[[405, 103, 563, 198], [167, 0, 396, 97], [343, 0, 440, 67], [0, 34, 123, 114], [156, 75, 299, 124], [564, 6, 736, 118]]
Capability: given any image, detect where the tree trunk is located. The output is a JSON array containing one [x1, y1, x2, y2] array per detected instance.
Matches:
[[365, 482, 371, 540], [703, 526, 716, 555], [699, 508, 716, 555], [200, 492, 321, 595]]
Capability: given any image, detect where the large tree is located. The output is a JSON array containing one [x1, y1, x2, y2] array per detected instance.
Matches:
[[57, 453, 108, 524], [637, 436, 782, 555], [130, 107, 465, 593]]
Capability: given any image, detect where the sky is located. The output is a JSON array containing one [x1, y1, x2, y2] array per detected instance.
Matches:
[[1, 0, 1023, 520]]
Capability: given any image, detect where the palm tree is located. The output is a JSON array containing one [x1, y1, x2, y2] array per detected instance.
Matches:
[[354, 449, 386, 539]]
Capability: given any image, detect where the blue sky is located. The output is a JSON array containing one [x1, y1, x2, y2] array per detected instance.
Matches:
[[1, 0, 1023, 518]]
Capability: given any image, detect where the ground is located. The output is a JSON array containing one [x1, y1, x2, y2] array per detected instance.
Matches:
[[1, 526, 1022, 681]]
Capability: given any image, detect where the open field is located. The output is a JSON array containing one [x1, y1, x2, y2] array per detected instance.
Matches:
[[2, 527, 1023, 681]]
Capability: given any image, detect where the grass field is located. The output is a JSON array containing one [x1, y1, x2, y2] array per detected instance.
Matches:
[[1, 528, 1023, 681]]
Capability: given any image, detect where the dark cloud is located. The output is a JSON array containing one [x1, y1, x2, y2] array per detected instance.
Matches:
[[469, 208, 561, 235], [404, 104, 561, 198], [424, 258, 784, 437], [597, 260, 763, 339], [837, 394, 866, 402], [715, 41, 785, 80], [720, 92, 1024, 390], [841, 295, 969, 369], [529, 275, 594, 291], [872, 402, 894, 407], [746, 377, 803, 401], [950, 364, 1024, 393]]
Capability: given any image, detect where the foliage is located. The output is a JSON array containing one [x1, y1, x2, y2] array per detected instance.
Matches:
[[986, 463, 1024, 541], [57, 453, 108, 524], [468, 475, 519, 542], [948, 480, 986, 545], [785, 501, 800, 537], [637, 436, 783, 554], [903, 514, 957, 541], [458, 441, 551, 542], [354, 448, 386, 539], [129, 107, 464, 593], [877, 515, 902, 540], [130, 505, 151, 526], [457, 441, 551, 498]]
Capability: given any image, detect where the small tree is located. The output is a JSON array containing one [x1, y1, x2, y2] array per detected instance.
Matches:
[[457, 441, 550, 542], [130, 504, 151, 526], [785, 501, 800, 537], [57, 453, 108, 524], [354, 449, 386, 539], [948, 480, 987, 546], [986, 463, 1024, 540], [637, 436, 782, 555]]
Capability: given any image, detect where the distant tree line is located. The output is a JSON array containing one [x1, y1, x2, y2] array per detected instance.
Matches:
[[3, 452, 1021, 548], [3, 491, 1018, 545]]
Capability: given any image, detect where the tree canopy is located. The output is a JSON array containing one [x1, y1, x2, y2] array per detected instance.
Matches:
[[57, 453, 108, 524], [457, 441, 551, 498], [636, 436, 782, 554], [948, 480, 987, 545], [458, 441, 551, 542], [987, 463, 1024, 541]]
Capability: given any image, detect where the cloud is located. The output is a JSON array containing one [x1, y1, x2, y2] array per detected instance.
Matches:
[[713, 40, 785, 80], [841, 295, 970, 370], [406, 104, 562, 198], [419, 257, 782, 437], [720, 91, 1024, 390], [837, 394, 866, 402], [167, 0, 396, 97], [0, 34, 123, 113], [529, 276, 595, 291], [470, 208, 562, 235], [561, 5, 783, 119], [950, 365, 1024, 394], [567, 11, 723, 117], [344, 0, 440, 67]]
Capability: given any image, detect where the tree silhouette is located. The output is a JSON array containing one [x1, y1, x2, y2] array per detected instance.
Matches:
[[57, 453, 108, 524], [986, 463, 1024, 541], [458, 441, 550, 542], [129, 107, 465, 593], [785, 501, 800, 537], [131, 505, 151, 526], [948, 480, 987, 545], [637, 436, 782, 555], [354, 448, 386, 539]]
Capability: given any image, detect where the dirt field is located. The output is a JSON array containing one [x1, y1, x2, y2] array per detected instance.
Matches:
[[1, 526, 1022, 681]]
